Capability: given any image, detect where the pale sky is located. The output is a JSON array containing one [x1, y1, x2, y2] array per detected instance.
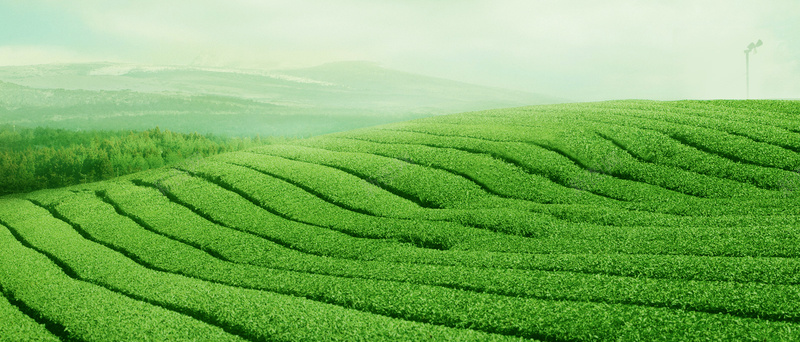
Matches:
[[1, 0, 798, 101]]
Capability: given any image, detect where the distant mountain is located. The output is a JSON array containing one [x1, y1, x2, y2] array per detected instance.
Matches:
[[279, 61, 563, 113], [0, 62, 562, 137]]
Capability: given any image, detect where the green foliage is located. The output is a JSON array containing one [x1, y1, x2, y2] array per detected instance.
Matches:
[[80, 182, 800, 286], [3, 100, 800, 340], [0, 125, 272, 195], [0, 289, 58, 342], [10, 191, 800, 341], [130, 168, 417, 259], [6, 193, 523, 341], [0, 205, 243, 341]]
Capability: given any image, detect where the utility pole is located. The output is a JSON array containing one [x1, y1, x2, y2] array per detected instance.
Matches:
[[744, 39, 762, 99]]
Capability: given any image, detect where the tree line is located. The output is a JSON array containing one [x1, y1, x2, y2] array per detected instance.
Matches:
[[0, 125, 274, 195]]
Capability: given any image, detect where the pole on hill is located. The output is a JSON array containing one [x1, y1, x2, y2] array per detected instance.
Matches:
[[744, 39, 762, 99]]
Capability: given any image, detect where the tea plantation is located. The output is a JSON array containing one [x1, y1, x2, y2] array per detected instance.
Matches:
[[2, 99, 800, 341]]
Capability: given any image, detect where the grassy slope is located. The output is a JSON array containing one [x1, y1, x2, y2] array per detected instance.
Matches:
[[1, 100, 800, 341]]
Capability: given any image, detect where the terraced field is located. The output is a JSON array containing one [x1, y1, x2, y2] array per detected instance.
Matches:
[[2, 99, 800, 341]]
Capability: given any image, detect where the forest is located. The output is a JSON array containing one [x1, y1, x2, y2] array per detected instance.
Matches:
[[0, 125, 272, 194]]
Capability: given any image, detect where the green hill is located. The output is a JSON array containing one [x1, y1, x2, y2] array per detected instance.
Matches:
[[0, 62, 559, 137], [1, 100, 800, 341]]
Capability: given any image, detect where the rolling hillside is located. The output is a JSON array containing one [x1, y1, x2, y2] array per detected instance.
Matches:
[[0, 62, 559, 137], [2, 100, 800, 341]]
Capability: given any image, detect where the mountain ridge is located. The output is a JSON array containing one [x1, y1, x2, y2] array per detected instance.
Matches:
[[0, 61, 562, 137]]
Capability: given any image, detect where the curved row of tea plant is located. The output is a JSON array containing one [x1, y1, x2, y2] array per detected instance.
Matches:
[[132, 162, 800, 258], [6, 189, 800, 341], [321, 127, 798, 216], [98, 181, 800, 286], [0, 215, 244, 342], [1, 196, 512, 341], [2, 99, 800, 341], [116, 170, 800, 274]]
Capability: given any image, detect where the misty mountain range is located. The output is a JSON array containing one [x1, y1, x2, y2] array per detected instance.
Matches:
[[0, 61, 562, 137]]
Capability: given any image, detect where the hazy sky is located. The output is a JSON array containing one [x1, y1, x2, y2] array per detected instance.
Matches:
[[1, 0, 798, 101]]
